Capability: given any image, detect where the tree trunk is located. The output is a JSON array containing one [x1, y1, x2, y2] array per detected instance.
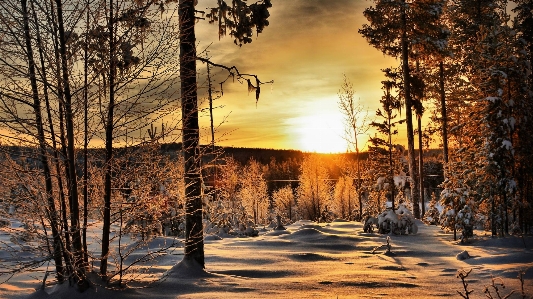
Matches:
[[55, 0, 86, 286], [439, 61, 449, 166], [83, 4, 89, 267], [21, 0, 64, 281], [355, 129, 363, 219], [401, 0, 420, 218], [179, 0, 205, 267], [418, 116, 425, 217], [32, 0, 72, 275], [388, 107, 395, 211], [101, 0, 116, 278]]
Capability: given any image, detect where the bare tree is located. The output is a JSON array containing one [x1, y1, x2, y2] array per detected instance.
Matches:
[[338, 75, 370, 220]]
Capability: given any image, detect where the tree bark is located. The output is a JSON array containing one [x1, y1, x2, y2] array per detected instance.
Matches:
[[418, 116, 424, 217], [401, 0, 420, 218], [83, 2, 90, 267], [179, 0, 204, 267], [386, 87, 395, 211], [21, 0, 64, 281], [31, 0, 73, 275], [55, 0, 86, 286], [439, 61, 449, 166], [101, 0, 116, 278]]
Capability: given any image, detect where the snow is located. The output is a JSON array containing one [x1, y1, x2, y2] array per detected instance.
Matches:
[[502, 139, 513, 150], [1, 220, 532, 299]]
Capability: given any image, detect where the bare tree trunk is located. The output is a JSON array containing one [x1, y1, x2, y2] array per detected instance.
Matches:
[[55, 0, 86, 286], [388, 103, 395, 211], [355, 130, 363, 219], [439, 61, 449, 166], [31, 0, 72, 275], [418, 116, 425, 217], [101, 0, 116, 278], [21, 0, 64, 281], [83, 2, 90, 267], [401, 0, 420, 218], [179, 0, 204, 267], [207, 60, 217, 201]]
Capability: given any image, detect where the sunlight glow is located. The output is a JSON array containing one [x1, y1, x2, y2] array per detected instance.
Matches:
[[290, 111, 347, 153]]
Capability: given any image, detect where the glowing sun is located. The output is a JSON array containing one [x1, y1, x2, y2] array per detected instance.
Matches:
[[290, 112, 347, 153]]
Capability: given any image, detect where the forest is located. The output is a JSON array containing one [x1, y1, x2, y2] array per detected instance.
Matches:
[[0, 0, 532, 298]]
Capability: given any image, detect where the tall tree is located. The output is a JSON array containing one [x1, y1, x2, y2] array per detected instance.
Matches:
[[338, 75, 370, 220], [174, 0, 272, 268], [54, 0, 87, 285], [512, 0, 533, 234], [369, 70, 405, 211], [360, 0, 447, 218], [20, 0, 65, 281]]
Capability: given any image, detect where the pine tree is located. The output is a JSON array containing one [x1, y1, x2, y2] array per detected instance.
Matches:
[[369, 69, 405, 212], [360, 0, 447, 218], [512, 0, 533, 235]]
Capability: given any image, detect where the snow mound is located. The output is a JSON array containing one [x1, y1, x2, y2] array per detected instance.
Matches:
[[29, 275, 137, 299], [165, 257, 216, 279], [264, 230, 291, 236], [288, 252, 337, 262], [284, 227, 324, 238], [204, 234, 223, 241], [299, 224, 324, 230], [456, 250, 471, 260]]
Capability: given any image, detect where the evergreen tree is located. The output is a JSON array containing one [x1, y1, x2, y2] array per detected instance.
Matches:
[[512, 0, 533, 235], [360, 0, 447, 218], [369, 70, 405, 212]]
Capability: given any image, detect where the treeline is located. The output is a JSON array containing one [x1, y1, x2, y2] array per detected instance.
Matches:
[[359, 0, 533, 240]]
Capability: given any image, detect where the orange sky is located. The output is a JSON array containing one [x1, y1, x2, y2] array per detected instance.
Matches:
[[192, 0, 411, 153]]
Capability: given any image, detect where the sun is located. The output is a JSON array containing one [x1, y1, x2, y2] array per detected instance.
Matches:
[[290, 112, 347, 153]]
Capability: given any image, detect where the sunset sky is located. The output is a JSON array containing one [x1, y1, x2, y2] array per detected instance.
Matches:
[[193, 0, 404, 153]]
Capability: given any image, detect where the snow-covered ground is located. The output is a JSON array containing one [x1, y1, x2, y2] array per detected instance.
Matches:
[[1, 219, 532, 299]]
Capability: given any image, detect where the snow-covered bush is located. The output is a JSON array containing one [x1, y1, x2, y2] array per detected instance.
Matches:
[[456, 202, 475, 242], [424, 193, 440, 225], [204, 200, 259, 237], [363, 190, 387, 220], [365, 204, 418, 235]]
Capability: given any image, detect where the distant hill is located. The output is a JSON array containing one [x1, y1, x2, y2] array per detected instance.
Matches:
[[159, 142, 367, 165], [2, 142, 443, 167]]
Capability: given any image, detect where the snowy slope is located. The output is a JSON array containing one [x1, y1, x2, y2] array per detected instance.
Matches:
[[1, 220, 532, 299]]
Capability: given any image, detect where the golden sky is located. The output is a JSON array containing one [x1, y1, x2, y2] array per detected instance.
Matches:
[[194, 0, 411, 153]]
